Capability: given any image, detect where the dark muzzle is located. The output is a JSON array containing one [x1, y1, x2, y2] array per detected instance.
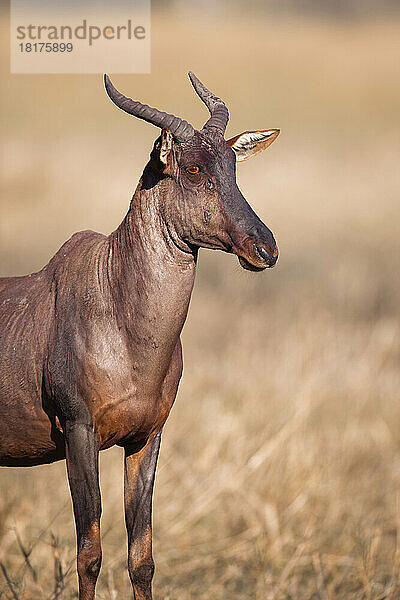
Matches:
[[253, 242, 278, 268]]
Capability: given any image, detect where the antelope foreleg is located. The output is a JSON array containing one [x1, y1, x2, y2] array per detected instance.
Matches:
[[123, 432, 161, 600], [65, 422, 102, 600]]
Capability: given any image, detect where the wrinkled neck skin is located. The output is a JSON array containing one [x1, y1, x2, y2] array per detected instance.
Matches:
[[106, 163, 196, 391]]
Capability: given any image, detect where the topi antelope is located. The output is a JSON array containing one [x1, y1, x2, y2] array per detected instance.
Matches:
[[0, 73, 280, 599]]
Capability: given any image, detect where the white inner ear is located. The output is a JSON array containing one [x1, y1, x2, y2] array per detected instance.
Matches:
[[160, 129, 173, 165], [231, 130, 277, 162]]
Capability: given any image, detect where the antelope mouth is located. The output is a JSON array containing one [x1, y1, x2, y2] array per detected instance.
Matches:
[[237, 243, 278, 271], [238, 255, 267, 272]]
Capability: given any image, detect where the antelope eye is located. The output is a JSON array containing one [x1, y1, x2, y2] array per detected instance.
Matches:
[[186, 166, 200, 175]]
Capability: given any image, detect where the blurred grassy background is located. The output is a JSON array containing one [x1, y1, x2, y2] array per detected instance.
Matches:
[[1, 2, 400, 598]]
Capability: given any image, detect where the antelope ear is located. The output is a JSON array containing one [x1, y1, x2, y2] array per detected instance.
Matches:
[[158, 128, 173, 165], [227, 129, 280, 162]]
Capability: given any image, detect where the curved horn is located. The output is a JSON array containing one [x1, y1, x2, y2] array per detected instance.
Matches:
[[188, 72, 229, 135], [104, 75, 195, 142]]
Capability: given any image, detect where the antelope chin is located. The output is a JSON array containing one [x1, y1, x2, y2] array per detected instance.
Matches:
[[238, 256, 267, 272]]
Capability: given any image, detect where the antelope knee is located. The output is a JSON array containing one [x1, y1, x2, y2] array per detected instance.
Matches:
[[77, 542, 102, 582], [129, 560, 155, 591]]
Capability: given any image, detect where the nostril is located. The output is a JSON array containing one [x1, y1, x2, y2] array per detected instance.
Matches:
[[253, 243, 277, 266], [256, 245, 270, 261]]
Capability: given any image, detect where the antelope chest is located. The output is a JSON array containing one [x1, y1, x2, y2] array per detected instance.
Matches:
[[79, 339, 183, 449]]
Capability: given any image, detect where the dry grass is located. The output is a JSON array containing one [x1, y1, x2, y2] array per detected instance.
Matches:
[[1, 7, 400, 599]]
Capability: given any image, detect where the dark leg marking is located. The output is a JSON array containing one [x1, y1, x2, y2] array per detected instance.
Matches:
[[124, 432, 161, 600], [65, 422, 102, 600]]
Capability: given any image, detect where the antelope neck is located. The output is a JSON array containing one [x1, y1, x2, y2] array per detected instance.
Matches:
[[105, 167, 196, 388]]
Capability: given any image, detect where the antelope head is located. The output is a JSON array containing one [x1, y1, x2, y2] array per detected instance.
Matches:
[[104, 72, 280, 271]]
